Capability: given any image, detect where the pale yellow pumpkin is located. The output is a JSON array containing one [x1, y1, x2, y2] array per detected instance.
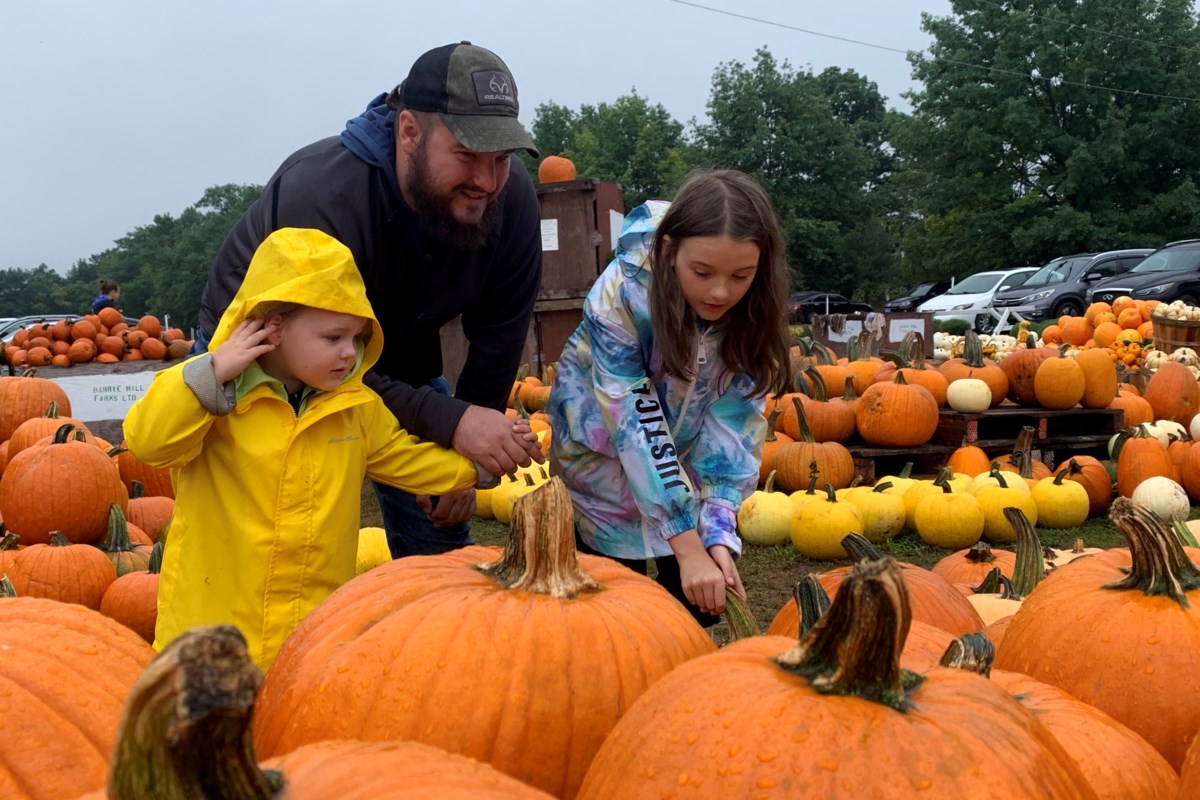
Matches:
[[737, 471, 793, 546], [1030, 466, 1091, 528], [842, 481, 905, 543], [974, 471, 1039, 543], [790, 484, 862, 559], [355, 526, 392, 574], [915, 484, 985, 549]]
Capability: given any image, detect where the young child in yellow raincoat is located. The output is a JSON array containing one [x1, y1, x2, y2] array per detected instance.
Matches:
[[125, 227, 500, 669]]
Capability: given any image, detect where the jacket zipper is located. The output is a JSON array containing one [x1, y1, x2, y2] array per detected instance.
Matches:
[[671, 330, 710, 439]]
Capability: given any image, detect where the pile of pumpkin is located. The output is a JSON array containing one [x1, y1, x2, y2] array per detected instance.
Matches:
[[8, 470, 1200, 799], [760, 326, 1138, 488], [1, 308, 192, 367], [0, 369, 174, 644]]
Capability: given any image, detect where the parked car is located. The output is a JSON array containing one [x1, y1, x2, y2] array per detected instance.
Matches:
[[917, 266, 1038, 332], [881, 280, 953, 313], [1086, 239, 1200, 307], [0, 313, 140, 342], [989, 249, 1154, 322], [786, 291, 874, 324]]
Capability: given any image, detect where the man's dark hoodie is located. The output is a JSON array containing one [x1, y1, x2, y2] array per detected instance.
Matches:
[[198, 94, 543, 447]]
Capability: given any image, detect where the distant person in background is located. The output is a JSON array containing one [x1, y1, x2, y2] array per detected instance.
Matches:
[[195, 41, 544, 560], [91, 279, 120, 314]]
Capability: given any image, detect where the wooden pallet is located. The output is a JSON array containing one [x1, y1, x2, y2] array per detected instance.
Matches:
[[934, 406, 1124, 448]]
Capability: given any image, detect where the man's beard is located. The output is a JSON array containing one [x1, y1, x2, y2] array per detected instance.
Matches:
[[405, 143, 501, 251]]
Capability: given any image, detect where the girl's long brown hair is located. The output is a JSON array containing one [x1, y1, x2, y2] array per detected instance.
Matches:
[[649, 170, 792, 397]]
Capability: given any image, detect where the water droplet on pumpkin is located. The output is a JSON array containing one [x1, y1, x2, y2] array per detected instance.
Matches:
[[1145, 665, 1155, 676], [643, 767, 655, 780], [78, 644, 99, 655], [758, 752, 778, 763], [756, 777, 777, 789], [336, 661, 351, 674], [686, 733, 698, 744], [676, 773, 689, 786], [1147, 634, 1160, 645], [911, 776, 933, 790], [818, 757, 840, 772]]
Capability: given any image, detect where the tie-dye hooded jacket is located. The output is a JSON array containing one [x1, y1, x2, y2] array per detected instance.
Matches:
[[547, 201, 766, 561]]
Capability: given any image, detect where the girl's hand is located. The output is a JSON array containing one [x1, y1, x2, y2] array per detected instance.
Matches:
[[669, 530, 727, 615], [708, 544, 745, 599], [211, 317, 275, 384]]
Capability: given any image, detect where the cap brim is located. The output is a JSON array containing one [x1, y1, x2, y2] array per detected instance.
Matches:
[[440, 113, 539, 158]]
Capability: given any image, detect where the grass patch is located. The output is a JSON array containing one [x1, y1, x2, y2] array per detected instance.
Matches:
[[360, 480, 1185, 637]]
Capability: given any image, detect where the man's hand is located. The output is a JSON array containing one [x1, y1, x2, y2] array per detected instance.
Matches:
[[451, 405, 545, 476], [211, 317, 275, 384], [415, 488, 476, 527]]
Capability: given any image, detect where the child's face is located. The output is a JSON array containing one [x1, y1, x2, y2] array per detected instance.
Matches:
[[670, 235, 760, 322], [269, 308, 367, 392]]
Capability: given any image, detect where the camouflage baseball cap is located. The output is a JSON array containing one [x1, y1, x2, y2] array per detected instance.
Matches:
[[395, 41, 538, 157]]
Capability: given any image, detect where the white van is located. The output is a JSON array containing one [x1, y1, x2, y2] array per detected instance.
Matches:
[[918, 267, 1038, 332]]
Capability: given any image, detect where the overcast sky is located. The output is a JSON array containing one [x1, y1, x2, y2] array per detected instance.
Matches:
[[1, 0, 952, 274]]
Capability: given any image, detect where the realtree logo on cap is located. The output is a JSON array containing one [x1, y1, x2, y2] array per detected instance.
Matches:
[[472, 70, 516, 107]]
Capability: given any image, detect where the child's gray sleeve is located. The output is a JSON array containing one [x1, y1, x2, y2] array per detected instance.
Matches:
[[181, 353, 237, 416]]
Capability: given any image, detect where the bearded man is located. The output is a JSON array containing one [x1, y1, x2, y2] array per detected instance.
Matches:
[[196, 42, 544, 558]]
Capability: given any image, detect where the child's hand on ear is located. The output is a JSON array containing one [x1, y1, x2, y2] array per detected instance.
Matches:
[[212, 317, 276, 384]]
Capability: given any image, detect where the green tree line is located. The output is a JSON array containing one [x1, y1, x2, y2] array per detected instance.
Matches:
[[6, 0, 1200, 326]]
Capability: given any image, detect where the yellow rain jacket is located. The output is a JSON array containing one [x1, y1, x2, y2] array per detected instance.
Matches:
[[124, 228, 476, 669]]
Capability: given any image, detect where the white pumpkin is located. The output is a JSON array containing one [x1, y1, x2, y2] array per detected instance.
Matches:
[[1190, 414, 1200, 442], [1155, 419, 1189, 442], [1110, 422, 1170, 456], [946, 377, 992, 413], [1131, 476, 1191, 522]]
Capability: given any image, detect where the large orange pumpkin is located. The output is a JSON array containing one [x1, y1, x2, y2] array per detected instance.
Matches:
[[0, 368, 71, 442], [771, 397, 854, 491], [0, 595, 155, 800], [577, 558, 1095, 799], [994, 497, 1200, 770], [1001, 333, 1057, 406], [0, 425, 128, 545], [253, 479, 716, 800], [939, 635, 1180, 800], [1142, 360, 1200, 426], [855, 372, 939, 446], [79, 625, 554, 800], [100, 542, 162, 643]]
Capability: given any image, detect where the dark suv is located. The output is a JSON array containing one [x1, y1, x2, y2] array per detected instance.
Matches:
[[882, 280, 953, 313], [785, 292, 874, 323], [1087, 240, 1200, 306], [990, 249, 1153, 321]]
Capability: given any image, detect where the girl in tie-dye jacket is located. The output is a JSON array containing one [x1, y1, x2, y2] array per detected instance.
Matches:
[[547, 170, 792, 624]]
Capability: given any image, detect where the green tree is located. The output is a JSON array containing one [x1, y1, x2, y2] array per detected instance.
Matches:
[[0, 265, 68, 317], [695, 49, 898, 296], [897, 0, 1200, 279]]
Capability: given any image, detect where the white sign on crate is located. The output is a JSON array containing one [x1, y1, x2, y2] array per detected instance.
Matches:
[[888, 317, 927, 341], [50, 372, 158, 423], [540, 218, 560, 252]]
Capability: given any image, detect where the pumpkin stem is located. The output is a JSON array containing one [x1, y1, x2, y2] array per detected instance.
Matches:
[[48, 531, 71, 547], [773, 557, 922, 711], [52, 422, 77, 444], [791, 396, 816, 444], [1003, 506, 1045, 596], [0, 531, 19, 551], [840, 532, 883, 562], [971, 566, 1002, 594], [803, 366, 829, 402], [764, 407, 783, 442], [130, 480, 146, 500], [938, 632, 995, 677], [873, 481, 894, 494], [962, 331, 987, 369], [0, 575, 15, 597], [148, 541, 165, 574], [1013, 426, 1036, 480], [964, 542, 997, 564], [100, 503, 137, 553], [106, 625, 276, 799], [478, 477, 601, 599], [795, 573, 831, 638], [722, 589, 760, 641], [763, 469, 779, 494], [896, 462, 913, 480], [1173, 519, 1200, 549], [1106, 497, 1200, 606]]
